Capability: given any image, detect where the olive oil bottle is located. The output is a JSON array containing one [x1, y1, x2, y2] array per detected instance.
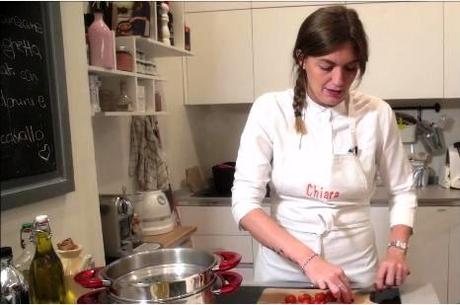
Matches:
[[29, 215, 66, 303]]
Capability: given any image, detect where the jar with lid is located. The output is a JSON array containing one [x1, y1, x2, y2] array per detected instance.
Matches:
[[136, 61, 145, 74], [1, 247, 29, 304], [116, 46, 134, 72], [13, 223, 35, 281]]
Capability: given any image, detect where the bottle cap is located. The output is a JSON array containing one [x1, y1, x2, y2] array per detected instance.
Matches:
[[34, 215, 51, 233], [0, 246, 13, 258], [21, 222, 33, 229]]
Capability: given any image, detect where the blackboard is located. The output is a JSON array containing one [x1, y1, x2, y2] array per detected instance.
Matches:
[[0, 2, 74, 210]]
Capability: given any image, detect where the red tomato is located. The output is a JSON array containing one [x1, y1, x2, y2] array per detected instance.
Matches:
[[284, 294, 297, 304], [314, 292, 327, 304], [326, 290, 337, 302], [297, 293, 312, 303]]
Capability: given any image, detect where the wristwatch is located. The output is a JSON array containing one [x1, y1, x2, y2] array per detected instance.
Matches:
[[387, 240, 408, 253]]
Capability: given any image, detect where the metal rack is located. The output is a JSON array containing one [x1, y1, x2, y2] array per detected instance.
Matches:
[[392, 102, 441, 120]]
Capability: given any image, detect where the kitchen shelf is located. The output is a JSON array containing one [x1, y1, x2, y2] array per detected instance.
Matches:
[[88, 65, 165, 81], [134, 36, 193, 57], [93, 111, 170, 117]]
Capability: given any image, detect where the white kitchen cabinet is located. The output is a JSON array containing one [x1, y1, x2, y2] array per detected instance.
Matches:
[[347, 2, 443, 99], [184, 10, 254, 104], [185, 1, 251, 13], [369, 206, 390, 258], [444, 2, 460, 98], [448, 206, 460, 303], [371, 205, 455, 304], [252, 5, 320, 98], [177, 204, 271, 284], [407, 207, 450, 304], [251, 1, 343, 9]]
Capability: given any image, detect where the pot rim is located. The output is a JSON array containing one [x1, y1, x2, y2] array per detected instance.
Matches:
[[99, 248, 219, 282]]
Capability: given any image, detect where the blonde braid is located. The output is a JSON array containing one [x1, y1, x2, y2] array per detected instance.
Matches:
[[293, 67, 307, 134]]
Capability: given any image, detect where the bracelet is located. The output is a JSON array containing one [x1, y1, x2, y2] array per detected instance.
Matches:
[[299, 253, 318, 272], [387, 240, 408, 253]]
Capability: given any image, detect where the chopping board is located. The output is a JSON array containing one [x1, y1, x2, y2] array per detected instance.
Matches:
[[257, 288, 374, 304]]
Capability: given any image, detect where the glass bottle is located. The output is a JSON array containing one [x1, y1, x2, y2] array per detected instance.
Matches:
[[117, 81, 133, 111], [13, 223, 35, 281], [29, 215, 66, 304], [1, 247, 29, 304], [88, 5, 115, 69]]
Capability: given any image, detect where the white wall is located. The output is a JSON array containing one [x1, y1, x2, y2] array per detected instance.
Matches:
[[0, 2, 105, 266]]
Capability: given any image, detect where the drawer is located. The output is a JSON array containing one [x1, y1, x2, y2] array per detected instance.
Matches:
[[178, 206, 245, 235], [191, 235, 254, 263], [233, 265, 255, 285], [178, 205, 270, 235]]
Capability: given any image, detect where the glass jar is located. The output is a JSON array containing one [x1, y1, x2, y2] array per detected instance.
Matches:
[[136, 61, 145, 74], [116, 46, 134, 72]]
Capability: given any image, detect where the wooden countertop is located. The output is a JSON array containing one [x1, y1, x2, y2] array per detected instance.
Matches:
[[143, 225, 197, 248]]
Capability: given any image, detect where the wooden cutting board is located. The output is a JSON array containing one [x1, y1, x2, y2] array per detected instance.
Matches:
[[257, 288, 374, 304]]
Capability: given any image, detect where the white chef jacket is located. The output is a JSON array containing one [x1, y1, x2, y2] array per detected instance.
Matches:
[[231, 89, 417, 283]]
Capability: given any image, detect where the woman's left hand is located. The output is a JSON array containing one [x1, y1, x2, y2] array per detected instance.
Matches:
[[374, 248, 410, 290]]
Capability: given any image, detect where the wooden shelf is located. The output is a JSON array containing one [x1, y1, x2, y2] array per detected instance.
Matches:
[[93, 111, 169, 117], [143, 226, 197, 248], [134, 36, 193, 57], [88, 65, 165, 80]]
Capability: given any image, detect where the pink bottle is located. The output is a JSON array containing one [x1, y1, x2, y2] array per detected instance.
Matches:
[[88, 11, 115, 69]]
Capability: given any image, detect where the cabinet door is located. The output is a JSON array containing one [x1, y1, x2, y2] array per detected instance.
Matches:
[[369, 206, 390, 259], [371, 206, 450, 303], [252, 5, 321, 98], [407, 207, 450, 303], [185, 2, 251, 13], [185, 10, 254, 104], [348, 2, 443, 99], [444, 2, 460, 98], [448, 206, 460, 303], [177, 206, 249, 235]]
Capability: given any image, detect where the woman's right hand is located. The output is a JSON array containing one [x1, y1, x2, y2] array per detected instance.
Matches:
[[303, 256, 354, 303]]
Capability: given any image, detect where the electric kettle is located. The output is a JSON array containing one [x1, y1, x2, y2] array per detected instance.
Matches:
[[440, 142, 460, 189], [448, 142, 460, 189], [131, 190, 175, 235]]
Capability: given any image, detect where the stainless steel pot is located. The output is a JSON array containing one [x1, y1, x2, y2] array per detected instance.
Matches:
[[75, 248, 242, 303]]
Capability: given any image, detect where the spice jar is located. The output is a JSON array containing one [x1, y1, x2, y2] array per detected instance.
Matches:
[[116, 46, 134, 72]]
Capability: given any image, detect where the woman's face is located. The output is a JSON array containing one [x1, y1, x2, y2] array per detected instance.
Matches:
[[303, 42, 359, 107]]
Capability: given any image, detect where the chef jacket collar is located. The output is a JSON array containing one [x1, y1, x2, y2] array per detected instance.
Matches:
[[306, 94, 348, 119]]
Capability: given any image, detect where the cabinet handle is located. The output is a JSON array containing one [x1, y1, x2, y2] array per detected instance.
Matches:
[[437, 208, 447, 212]]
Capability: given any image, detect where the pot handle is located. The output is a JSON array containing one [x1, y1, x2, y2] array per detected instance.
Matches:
[[213, 251, 242, 271], [74, 267, 110, 288], [212, 271, 243, 295]]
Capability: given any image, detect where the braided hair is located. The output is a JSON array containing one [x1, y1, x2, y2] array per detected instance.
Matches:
[[292, 5, 368, 134]]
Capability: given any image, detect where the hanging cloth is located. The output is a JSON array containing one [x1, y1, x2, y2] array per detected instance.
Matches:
[[129, 116, 170, 191]]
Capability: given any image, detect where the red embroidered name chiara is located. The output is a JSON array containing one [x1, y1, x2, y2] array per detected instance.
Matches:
[[305, 183, 340, 201]]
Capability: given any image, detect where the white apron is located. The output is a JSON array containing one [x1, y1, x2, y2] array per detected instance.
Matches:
[[254, 97, 378, 286]]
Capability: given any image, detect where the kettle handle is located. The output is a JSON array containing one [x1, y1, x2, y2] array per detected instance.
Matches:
[[213, 251, 241, 271], [74, 267, 110, 288]]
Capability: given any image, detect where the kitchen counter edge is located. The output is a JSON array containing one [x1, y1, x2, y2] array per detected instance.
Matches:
[[176, 185, 460, 207]]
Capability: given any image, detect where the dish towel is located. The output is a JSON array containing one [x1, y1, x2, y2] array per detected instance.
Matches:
[[129, 116, 170, 191]]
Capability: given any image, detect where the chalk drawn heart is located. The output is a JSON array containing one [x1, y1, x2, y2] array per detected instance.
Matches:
[[38, 144, 50, 161]]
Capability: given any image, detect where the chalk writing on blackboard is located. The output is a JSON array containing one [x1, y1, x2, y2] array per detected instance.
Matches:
[[0, 3, 57, 181]]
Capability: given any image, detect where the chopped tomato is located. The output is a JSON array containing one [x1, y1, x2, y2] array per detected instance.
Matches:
[[284, 294, 297, 304], [297, 293, 312, 303], [325, 290, 337, 302]]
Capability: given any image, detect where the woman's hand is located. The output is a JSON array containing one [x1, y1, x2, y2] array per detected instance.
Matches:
[[303, 256, 354, 303], [375, 248, 410, 290]]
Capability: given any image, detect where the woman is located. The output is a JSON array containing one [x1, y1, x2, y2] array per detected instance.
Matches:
[[231, 5, 416, 303]]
